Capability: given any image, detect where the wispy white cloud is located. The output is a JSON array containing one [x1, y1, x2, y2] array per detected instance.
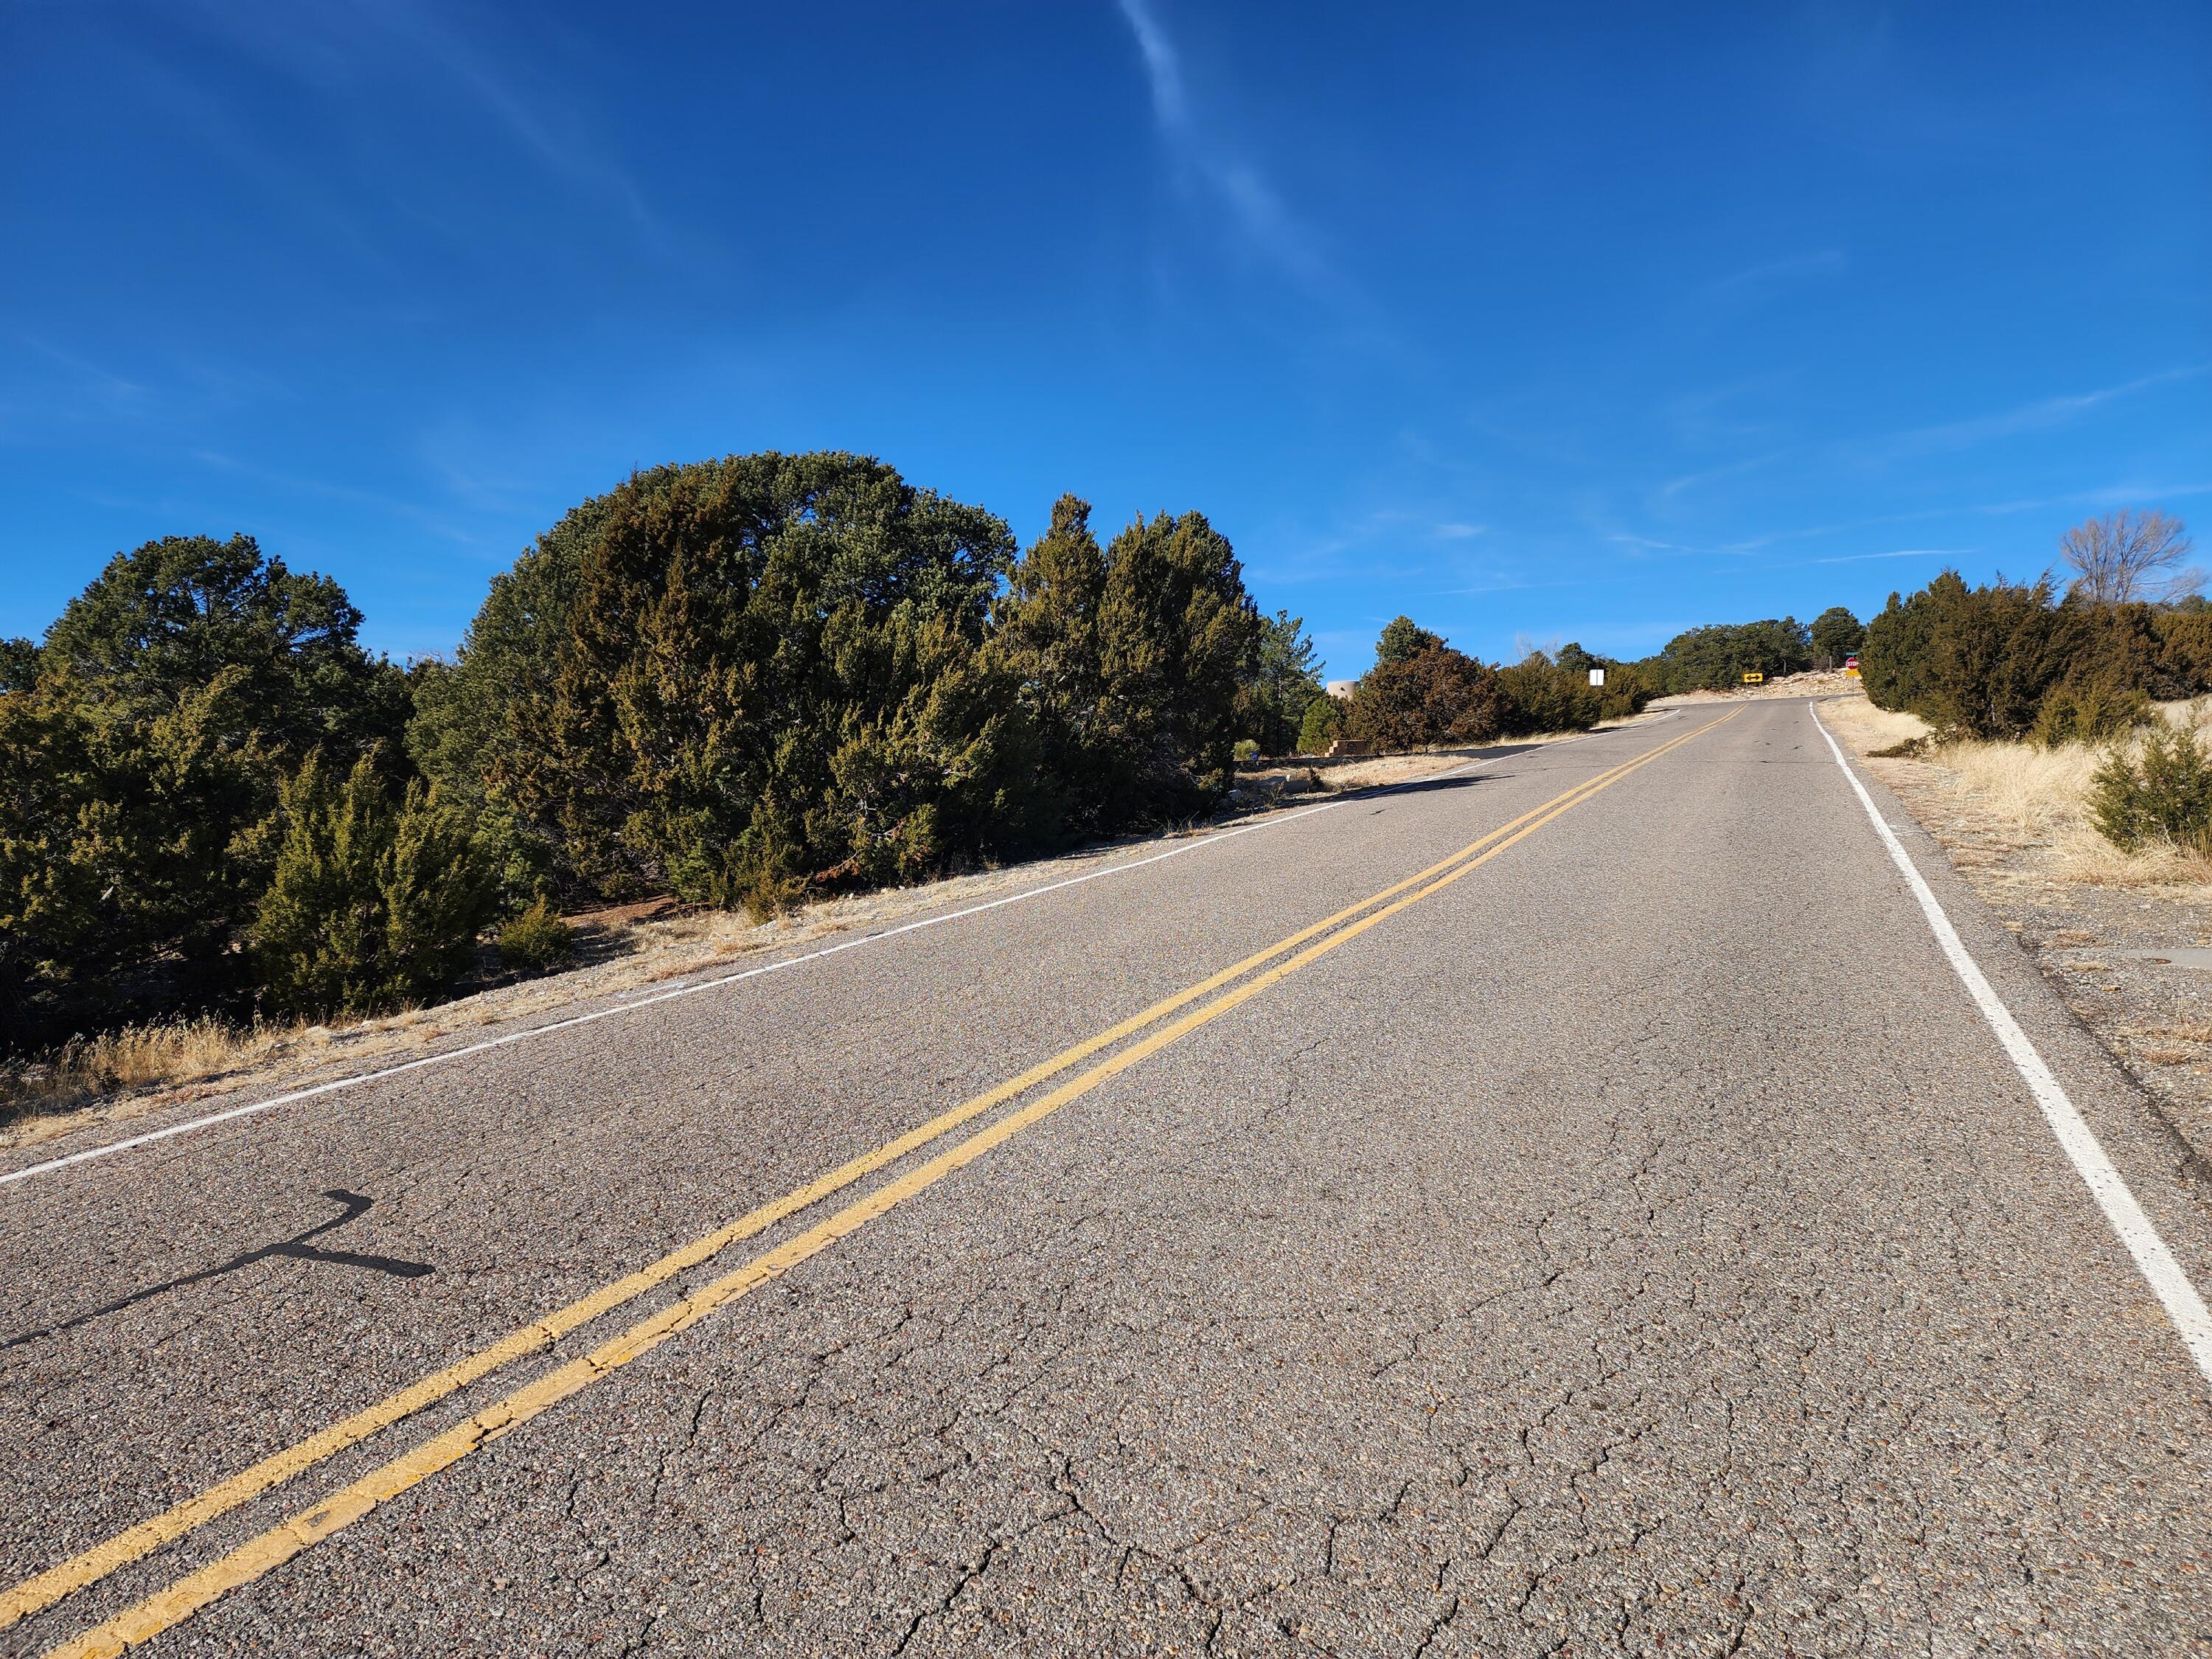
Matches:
[[1646, 364, 2209, 520], [1432, 521, 1484, 540], [1114, 0, 1347, 306], [1607, 532, 1700, 553], [378, 5, 664, 245], [1433, 577, 1593, 597], [191, 449, 476, 542], [1809, 546, 1967, 565], [1977, 480, 2212, 515], [176, 0, 664, 249], [1710, 248, 1846, 294], [1655, 451, 1784, 501], [14, 336, 146, 405], [1867, 364, 2211, 460]]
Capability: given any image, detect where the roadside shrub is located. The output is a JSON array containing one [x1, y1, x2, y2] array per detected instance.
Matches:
[[998, 498, 1262, 835], [1496, 653, 1604, 736], [1862, 574, 2083, 740], [2030, 679, 2152, 748], [2087, 724, 2212, 852], [497, 897, 575, 972], [2154, 603, 2212, 698], [1344, 647, 1501, 750], [1, 537, 405, 1050], [251, 751, 498, 1018], [1232, 738, 1260, 762], [1296, 694, 1342, 754]]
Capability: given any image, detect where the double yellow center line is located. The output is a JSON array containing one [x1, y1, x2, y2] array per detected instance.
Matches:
[[9, 711, 1734, 1658]]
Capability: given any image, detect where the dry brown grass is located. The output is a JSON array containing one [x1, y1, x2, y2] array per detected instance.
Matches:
[[1818, 695, 1930, 757], [1824, 695, 2212, 890], [0, 1016, 294, 1124]]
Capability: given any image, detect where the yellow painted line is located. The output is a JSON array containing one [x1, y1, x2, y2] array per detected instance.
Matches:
[[0, 725, 1683, 1635], [7, 717, 1723, 1651], [33, 711, 1733, 1659]]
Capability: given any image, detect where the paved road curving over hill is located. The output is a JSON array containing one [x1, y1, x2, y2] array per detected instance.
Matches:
[[5, 700, 2210, 1657]]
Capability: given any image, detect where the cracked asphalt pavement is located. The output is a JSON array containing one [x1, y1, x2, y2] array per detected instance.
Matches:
[[5, 700, 2211, 1656]]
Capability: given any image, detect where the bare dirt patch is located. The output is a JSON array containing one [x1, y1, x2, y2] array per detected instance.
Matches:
[[1820, 693, 2212, 1174]]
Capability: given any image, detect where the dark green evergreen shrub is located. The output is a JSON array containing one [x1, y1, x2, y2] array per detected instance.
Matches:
[[1860, 574, 2081, 739], [2153, 603, 2212, 698], [1344, 647, 1501, 750], [2031, 679, 2153, 748], [1232, 609, 1324, 757], [1374, 616, 1444, 667], [251, 752, 496, 1018], [497, 897, 575, 972], [1297, 694, 1342, 754], [994, 495, 1261, 836], [2088, 723, 2212, 852], [1496, 653, 1605, 736], [2, 532, 402, 1049]]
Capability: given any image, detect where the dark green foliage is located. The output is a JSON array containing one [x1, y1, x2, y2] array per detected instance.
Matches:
[[1375, 615, 1444, 667], [2155, 603, 2212, 698], [251, 751, 497, 1018], [996, 497, 1262, 835], [1809, 606, 1865, 668], [1234, 609, 1324, 756], [1345, 647, 1502, 749], [990, 493, 1105, 816], [1863, 574, 2090, 740], [43, 535, 407, 757], [497, 897, 575, 973], [406, 492, 619, 858], [417, 453, 1046, 915], [1552, 643, 1658, 721], [1, 535, 407, 1049], [0, 639, 38, 694], [1495, 653, 1607, 736], [1646, 618, 1811, 692], [2088, 723, 2212, 852], [2031, 679, 2153, 748], [1088, 509, 1262, 825], [1297, 694, 1343, 754]]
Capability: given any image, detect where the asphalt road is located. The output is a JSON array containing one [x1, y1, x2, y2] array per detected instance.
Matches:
[[5, 699, 2211, 1658]]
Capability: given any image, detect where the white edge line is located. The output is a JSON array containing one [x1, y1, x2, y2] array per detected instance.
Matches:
[[2, 723, 1637, 1188], [1810, 700, 2212, 1384]]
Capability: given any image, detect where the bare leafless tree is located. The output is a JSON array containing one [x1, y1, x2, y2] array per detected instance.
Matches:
[[2059, 509, 2199, 605]]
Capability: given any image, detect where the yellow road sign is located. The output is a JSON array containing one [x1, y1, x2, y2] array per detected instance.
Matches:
[[1742, 671, 1764, 684]]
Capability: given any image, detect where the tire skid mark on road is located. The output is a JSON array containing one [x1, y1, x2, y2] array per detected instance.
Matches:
[[1810, 701, 2212, 1385], [12, 713, 1736, 1658]]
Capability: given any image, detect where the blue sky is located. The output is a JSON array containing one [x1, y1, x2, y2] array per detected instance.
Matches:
[[4, 1, 2206, 676]]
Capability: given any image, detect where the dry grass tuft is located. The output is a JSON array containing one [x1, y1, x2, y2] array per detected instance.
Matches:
[[1, 1016, 295, 1124], [1826, 695, 2212, 891], [1819, 697, 1929, 757], [1929, 739, 2102, 838]]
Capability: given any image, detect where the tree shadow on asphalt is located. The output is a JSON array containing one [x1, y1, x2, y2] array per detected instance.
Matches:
[[1, 1190, 431, 1352]]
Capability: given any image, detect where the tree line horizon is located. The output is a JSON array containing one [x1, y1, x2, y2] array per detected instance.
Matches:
[[0, 448, 2193, 1051]]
